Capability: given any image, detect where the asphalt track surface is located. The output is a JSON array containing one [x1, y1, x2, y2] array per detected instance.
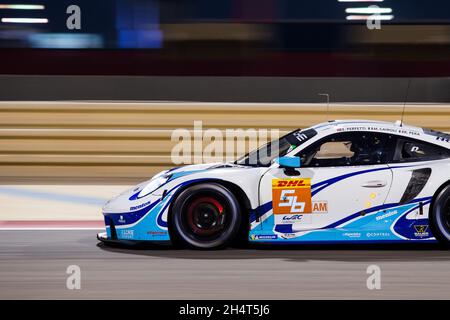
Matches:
[[1, 230, 450, 299]]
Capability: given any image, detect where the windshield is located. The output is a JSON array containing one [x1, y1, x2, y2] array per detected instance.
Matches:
[[234, 128, 318, 167]]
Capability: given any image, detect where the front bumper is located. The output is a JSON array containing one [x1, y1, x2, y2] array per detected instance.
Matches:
[[97, 231, 136, 245], [96, 232, 171, 247], [101, 191, 174, 242]]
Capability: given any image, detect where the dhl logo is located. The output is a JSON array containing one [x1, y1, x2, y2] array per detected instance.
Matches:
[[273, 179, 310, 188]]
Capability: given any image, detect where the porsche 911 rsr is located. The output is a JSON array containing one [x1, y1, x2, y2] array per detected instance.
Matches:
[[97, 120, 450, 249]]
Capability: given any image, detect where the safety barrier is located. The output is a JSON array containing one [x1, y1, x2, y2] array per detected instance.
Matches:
[[1, 102, 449, 181]]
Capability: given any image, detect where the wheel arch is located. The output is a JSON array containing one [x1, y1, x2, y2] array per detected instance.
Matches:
[[166, 178, 252, 242], [429, 180, 450, 238], [430, 180, 450, 214]]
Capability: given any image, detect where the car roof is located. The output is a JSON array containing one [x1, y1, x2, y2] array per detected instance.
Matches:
[[307, 119, 450, 149], [312, 119, 420, 131]]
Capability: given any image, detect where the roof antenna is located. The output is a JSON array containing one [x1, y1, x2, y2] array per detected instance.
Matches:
[[318, 93, 330, 121], [400, 79, 412, 127]]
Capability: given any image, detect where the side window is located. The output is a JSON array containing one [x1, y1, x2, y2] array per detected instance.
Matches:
[[393, 138, 450, 162], [297, 132, 394, 167]]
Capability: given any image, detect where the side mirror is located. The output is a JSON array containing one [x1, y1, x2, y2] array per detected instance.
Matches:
[[275, 156, 301, 168]]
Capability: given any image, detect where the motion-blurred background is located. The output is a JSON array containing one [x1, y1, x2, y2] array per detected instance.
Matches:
[[1, 0, 450, 222], [1, 0, 450, 101]]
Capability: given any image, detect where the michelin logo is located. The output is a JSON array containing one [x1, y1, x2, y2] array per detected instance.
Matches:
[[251, 234, 278, 241]]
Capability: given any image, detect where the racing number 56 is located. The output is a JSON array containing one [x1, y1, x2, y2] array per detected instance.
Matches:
[[278, 189, 306, 213]]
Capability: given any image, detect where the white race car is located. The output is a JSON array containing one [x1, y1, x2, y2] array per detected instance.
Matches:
[[97, 120, 450, 249]]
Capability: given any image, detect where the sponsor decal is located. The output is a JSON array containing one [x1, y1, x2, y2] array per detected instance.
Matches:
[[376, 210, 398, 221], [280, 233, 298, 239], [130, 200, 152, 211], [366, 232, 391, 238], [336, 126, 420, 136], [147, 231, 168, 236], [118, 215, 126, 223], [272, 178, 312, 214], [397, 128, 420, 136], [337, 126, 366, 132], [120, 229, 134, 239], [342, 232, 361, 238], [278, 214, 312, 225], [414, 225, 429, 238], [436, 136, 449, 143], [251, 234, 278, 241]]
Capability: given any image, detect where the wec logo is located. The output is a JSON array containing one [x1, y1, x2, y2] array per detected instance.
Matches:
[[282, 214, 303, 221]]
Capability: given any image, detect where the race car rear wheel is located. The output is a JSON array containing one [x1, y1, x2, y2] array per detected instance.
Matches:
[[430, 184, 450, 247], [170, 183, 241, 249]]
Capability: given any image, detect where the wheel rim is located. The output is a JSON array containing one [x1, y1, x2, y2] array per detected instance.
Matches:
[[185, 196, 227, 239]]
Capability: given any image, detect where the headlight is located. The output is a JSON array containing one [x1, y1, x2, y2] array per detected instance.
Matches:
[[137, 172, 171, 198]]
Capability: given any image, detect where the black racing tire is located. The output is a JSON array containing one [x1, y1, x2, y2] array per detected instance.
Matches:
[[430, 184, 450, 248], [170, 183, 241, 249]]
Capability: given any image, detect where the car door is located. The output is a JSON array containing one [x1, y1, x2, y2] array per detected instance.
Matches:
[[258, 131, 395, 238]]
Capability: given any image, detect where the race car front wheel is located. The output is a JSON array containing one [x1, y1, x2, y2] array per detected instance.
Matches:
[[431, 183, 450, 247], [170, 183, 241, 249]]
